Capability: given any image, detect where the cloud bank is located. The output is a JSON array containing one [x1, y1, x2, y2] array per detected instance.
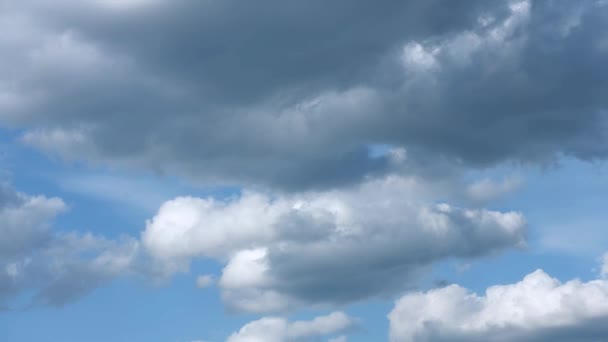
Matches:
[[0, 1, 606, 189]]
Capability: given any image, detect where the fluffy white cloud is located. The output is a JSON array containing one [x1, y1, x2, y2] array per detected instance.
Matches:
[[143, 193, 285, 262], [143, 175, 526, 312], [226, 311, 355, 342], [388, 261, 608, 342]]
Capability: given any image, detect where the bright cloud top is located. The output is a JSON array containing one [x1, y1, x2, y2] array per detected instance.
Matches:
[[227, 311, 356, 342], [389, 261, 608, 342]]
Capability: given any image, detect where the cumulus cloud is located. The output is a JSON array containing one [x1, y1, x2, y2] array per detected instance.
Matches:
[[0, 1, 606, 190], [0, 183, 140, 308], [388, 260, 608, 342], [226, 311, 356, 342], [142, 175, 526, 312]]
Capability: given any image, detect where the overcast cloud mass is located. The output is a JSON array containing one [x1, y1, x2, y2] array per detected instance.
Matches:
[[1, 0, 608, 341], [0, 0, 607, 190]]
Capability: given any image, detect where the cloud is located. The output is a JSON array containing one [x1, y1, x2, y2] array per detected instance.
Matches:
[[0, 183, 140, 308], [0, 183, 66, 259], [226, 311, 356, 342], [0, 1, 606, 190], [142, 175, 526, 313], [29, 233, 140, 307], [1, 172, 524, 312], [388, 258, 608, 342]]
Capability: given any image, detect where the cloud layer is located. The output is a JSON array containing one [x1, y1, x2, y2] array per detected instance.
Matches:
[[1, 1, 607, 189]]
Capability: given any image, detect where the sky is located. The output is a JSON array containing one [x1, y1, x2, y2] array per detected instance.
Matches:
[[1, 1, 608, 341]]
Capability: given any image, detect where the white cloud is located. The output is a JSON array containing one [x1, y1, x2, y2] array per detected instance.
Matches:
[[226, 311, 355, 342], [143, 175, 526, 313], [388, 260, 608, 342], [220, 249, 271, 290], [401, 42, 439, 71], [142, 193, 283, 263]]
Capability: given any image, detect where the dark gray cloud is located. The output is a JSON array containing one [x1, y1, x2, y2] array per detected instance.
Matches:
[[3, 1, 605, 190], [29, 0, 502, 106]]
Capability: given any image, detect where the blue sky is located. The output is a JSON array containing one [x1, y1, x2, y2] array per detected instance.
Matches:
[[1, 1, 608, 342]]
